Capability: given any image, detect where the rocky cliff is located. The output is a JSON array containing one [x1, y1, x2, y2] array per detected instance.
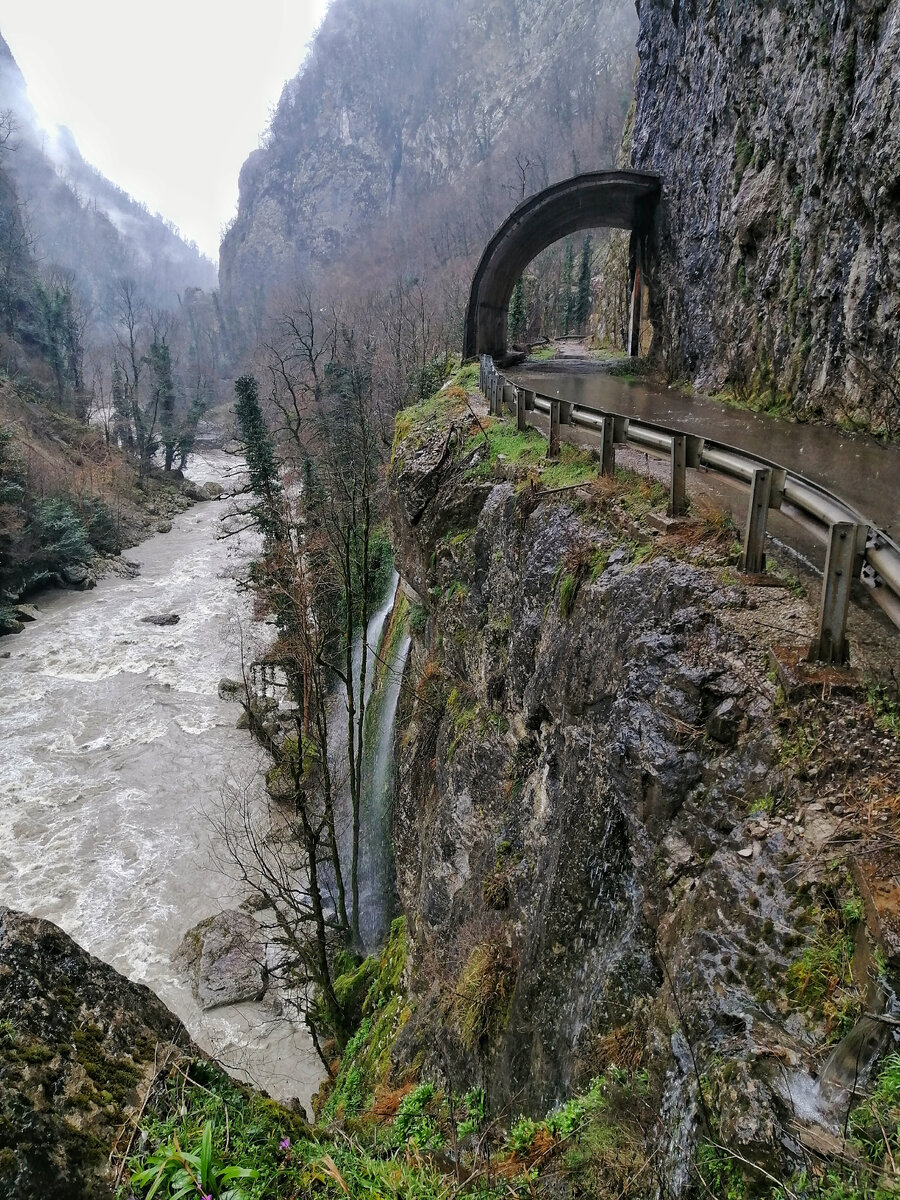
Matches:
[[0, 908, 191, 1199], [218, 0, 636, 342], [385, 381, 900, 1191], [632, 0, 900, 435]]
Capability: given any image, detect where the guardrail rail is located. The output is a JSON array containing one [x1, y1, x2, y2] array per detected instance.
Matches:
[[479, 356, 900, 665]]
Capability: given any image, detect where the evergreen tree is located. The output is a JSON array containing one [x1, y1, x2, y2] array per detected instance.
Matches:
[[575, 234, 592, 331], [233, 374, 285, 546], [560, 236, 574, 336], [508, 278, 527, 344], [149, 338, 178, 472]]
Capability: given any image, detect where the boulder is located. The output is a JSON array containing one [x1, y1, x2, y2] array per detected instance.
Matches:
[[0, 907, 191, 1198], [61, 563, 95, 590], [218, 676, 244, 700], [201, 481, 224, 500], [176, 910, 267, 1011], [140, 612, 180, 626], [181, 479, 209, 501], [14, 603, 39, 622]]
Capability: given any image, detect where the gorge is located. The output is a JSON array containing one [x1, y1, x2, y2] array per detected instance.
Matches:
[[1, 1, 899, 1198]]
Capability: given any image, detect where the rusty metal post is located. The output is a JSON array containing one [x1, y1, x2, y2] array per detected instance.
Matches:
[[809, 522, 862, 665], [741, 467, 772, 574], [669, 434, 687, 517], [627, 236, 643, 358], [516, 386, 526, 432], [549, 400, 561, 458], [599, 416, 616, 476]]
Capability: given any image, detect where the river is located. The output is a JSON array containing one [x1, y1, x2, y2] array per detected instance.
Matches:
[[0, 451, 321, 1108]]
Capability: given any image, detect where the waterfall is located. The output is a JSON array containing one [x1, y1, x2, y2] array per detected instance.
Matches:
[[327, 571, 406, 950], [358, 627, 412, 950], [357, 570, 399, 718]]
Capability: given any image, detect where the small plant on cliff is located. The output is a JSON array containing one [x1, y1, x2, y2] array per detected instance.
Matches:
[[509, 1115, 541, 1153], [456, 1086, 486, 1138], [455, 941, 517, 1049], [130, 1119, 258, 1198], [391, 1082, 445, 1149], [867, 678, 900, 738], [786, 890, 862, 1040]]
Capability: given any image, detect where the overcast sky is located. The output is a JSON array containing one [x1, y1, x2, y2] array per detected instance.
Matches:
[[0, 0, 331, 264]]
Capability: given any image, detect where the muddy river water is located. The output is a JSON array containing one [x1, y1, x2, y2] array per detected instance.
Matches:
[[0, 451, 321, 1108]]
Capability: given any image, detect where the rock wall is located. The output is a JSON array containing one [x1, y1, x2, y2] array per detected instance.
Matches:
[[385, 392, 900, 1188], [632, 0, 900, 434], [0, 908, 192, 1199]]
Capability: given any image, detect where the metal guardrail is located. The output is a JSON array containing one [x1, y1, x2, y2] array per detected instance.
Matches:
[[479, 356, 900, 665]]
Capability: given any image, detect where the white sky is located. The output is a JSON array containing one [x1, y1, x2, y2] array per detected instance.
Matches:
[[0, 0, 332, 264]]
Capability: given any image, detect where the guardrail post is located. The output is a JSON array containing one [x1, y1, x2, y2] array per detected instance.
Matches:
[[549, 400, 561, 458], [599, 417, 615, 477], [491, 376, 500, 416], [516, 387, 526, 432], [524, 388, 535, 413], [560, 400, 574, 425], [809, 522, 862, 665], [503, 382, 515, 414], [669, 434, 687, 517], [741, 467, 772, 574]]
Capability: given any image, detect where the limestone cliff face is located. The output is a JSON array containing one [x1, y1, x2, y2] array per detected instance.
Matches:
[[632, 0, 900, 434], [386, 393, 900, 1188], [218, 0, 636, 342]]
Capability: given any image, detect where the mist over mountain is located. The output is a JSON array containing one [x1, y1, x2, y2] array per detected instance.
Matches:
[[0, 32, 216, 331]]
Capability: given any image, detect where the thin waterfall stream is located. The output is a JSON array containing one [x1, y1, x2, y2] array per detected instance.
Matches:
[[359, 625, 412, 950]]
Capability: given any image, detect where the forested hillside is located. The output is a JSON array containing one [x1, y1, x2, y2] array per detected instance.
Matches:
[[0, 31, 226, 633]]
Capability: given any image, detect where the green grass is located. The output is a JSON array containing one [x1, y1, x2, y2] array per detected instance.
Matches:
[[451, 361, 480, 389], [463, 419, 546, 479], [529, 345, 557, 360], [541, 443, 599, 489]]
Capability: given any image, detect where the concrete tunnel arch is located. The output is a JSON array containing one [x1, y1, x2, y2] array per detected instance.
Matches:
[[464, 170, 662, 361]]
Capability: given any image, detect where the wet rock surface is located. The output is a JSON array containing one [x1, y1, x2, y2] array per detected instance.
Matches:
[[176, 910, 268, 1011], [139, 611, 180, 626], [387, 406, 900, 1190], [0, 907, 191, 1200], [632, 0, 900, 432]]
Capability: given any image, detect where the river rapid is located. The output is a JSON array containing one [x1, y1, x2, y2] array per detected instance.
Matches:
[[0, 451, 321, 1108]]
